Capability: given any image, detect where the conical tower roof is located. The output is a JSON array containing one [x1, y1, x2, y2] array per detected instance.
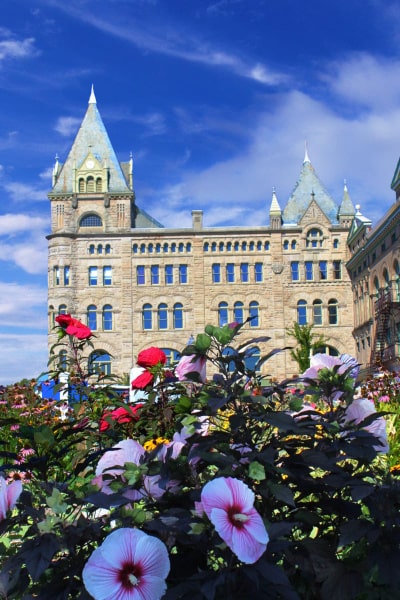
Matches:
[[282, 152, 338, 225], [52, 87, 131, 194], [338, 181, 356, 217]]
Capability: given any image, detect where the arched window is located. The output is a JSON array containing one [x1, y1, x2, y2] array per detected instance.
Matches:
[[241, 241, 247, 251], [374, 276, 380, 296], [297, 300, 307, 325], [328, 299, 338, 325], [102, 305, 113, 331], [89, 244, 95, 254], [244, 346, 261, 372], [211, 242, 217, 252], [163, 243, 169, 253], [234, 242, 239, 251], [394, 260, 400, 300], [333, 238, 339, 249], [158, 303, 168, 330], [96, 177, 102, 192], [80, 214, 102, 227], [89, 351, 111, 375], [234, 301, 244, 323], [219, 242, 224, 252], [306, 228, 323, 248], [249, 301, 259, 327], [105, 244, 111, 254], [142, 304, 152, 330], [173, 303, 183, 329], [171, 243, 177, 253], [140, 243, 146, 253], [313, 299, 323, 325], [186, 243, 192, 252], [161, 348, 181, 365], [78, 178, 85, 193], [58, 349, 68, 371], [218, 302, 228, 327], [179, 243, 184, 253], [156, 243, 161, 253], [204, 242, 209, 252], [132, 243, 138, 254], [257, 241, 262, 251], [97, 244, 103, 254], [291, 240, 297, 249], [227, 242, 232, 252], [86, 176, 95, 193], [58, 304, 67, 315], [87, 305, 97, 331], [264, 241, 270, 251], [283, 240, 289, 250], [249, 241, 255, 251], [383, 268, 390, 290], [148, 243, 153, 254]]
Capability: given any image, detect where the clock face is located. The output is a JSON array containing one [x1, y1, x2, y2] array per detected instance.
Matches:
[[86, 159, 95, 169]]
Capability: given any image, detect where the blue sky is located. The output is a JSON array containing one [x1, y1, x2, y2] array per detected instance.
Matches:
[[1, 0, 400, 384]]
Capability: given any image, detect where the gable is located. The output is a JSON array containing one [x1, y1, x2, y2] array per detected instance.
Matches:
[[298, 199, 332, 227]]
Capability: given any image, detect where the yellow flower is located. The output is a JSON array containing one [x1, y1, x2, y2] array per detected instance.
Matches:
[[143, 437, 169, 451]]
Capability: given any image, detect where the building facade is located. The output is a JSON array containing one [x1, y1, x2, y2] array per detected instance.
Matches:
[[47, 90, 356, 380], [347, 163, 400, 376]]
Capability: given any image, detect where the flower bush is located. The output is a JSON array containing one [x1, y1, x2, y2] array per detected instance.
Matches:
[[0, 317, 400, 598]]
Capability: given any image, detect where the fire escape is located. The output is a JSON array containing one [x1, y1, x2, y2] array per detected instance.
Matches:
[[370, 287, 400, 368]]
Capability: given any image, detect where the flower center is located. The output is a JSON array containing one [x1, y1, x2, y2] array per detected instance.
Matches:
[[232, 513, 249, 523], [119, 562, 141, 589]]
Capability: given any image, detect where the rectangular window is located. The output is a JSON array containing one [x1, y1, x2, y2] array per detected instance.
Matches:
[[151, 265, 159, 285], [89, 266, 98, 286], [226, 263, 235, 283], [179, 264, 188, 284], [63, 266, 70, 286], [54, 266, 60, 286], [319, 261, 327, 280], [103, 266, 112, 286], [254, 263, 263, 282], [305, 261, 313, 281], [212, 263, 221, 283], [333, 260, 341, 280], [165, 265, 173, 285], [240, 263, 249, 282], [137, 265, 145, 285], [291, 261, 299, 281]]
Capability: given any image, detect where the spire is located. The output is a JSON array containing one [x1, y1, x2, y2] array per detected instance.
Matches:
[[303, 141, 310, 164], [269, 187, 281, 213], [338, 179, 356, 217], [89, 84, 96, 104]]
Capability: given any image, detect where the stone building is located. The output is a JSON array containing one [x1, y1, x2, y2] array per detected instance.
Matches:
[[47, 89, 356, 380], [346, 160, 400, 376]]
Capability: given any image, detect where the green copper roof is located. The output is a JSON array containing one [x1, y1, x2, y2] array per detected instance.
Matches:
[[52, 91, 131, 195], [282, 158, 339, 225]]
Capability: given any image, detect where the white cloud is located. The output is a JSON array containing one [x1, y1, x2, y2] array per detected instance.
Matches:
[[133, 112, 167, 136], [323, 53, 400, 111], [46, 3, 287, 86], [0, 213, 48, 235], [0, 36, 38, 62], [0, 237, 48, 274], [148, 77, 400, 227], [3, 182, 49, 202], [0, 334, 48, 384], [54, 116, 81, 137]]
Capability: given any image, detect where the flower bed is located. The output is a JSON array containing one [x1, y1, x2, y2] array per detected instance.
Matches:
[[0, 318, 399, 599]]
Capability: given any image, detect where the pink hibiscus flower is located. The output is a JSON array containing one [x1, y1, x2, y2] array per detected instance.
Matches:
[[175, 354, 207, 383], [343, 398, 389, 453], [0, 475, 22, 520], [82, 528, 170, 600], [93, 439, 146, 500], [200, 477, 268, 564]]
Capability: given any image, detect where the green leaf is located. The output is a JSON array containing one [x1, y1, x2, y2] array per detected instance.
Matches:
[[249, 461, 266, 481], [46, 488, 68, 514], [34, 425, 55, 449], [195, 333, 211, 352]]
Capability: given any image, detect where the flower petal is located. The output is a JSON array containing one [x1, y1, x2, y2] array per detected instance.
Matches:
[[231, 524, 267, 564], [209, 507, 234, 547], [134, 534, 170, 579], [201, 478, 233, 518], [226, 477, 255, 513], [96, 440, 145, 477], [6, 479, 22, 510], [82, 546, 122, 599]]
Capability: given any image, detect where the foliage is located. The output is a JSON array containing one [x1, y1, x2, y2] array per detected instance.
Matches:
[[0, 320, 399, 599], [286, 323, 330, 373]]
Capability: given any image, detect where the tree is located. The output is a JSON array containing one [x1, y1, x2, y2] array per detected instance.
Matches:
[[286, 322, 330, 373]]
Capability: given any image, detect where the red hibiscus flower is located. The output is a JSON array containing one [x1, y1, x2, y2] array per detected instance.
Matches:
[[99, 405, 143, 432], [131, 348, 167, 390], [55, 314, 92, 340], [137, 347, 167, 368]]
